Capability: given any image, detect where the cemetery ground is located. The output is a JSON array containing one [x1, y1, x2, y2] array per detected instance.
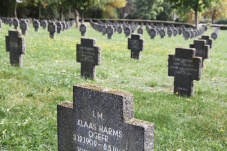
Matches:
[[0, 23, 226, 151]]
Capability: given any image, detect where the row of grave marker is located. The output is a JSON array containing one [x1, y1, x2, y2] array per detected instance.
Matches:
[[0, 17, 74, 38]]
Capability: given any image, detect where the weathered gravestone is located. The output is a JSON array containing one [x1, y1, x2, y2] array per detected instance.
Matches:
[[167, 28, 173, 37], [5, 30, 26, 66], [40, 20, 48, 29], [33, 20, 40, 32], [128, 34, 144, 59], [48, 22, 57, 38], [200, 35, 212, 49], [117, 26, 123, 34], [8, 18, 13, 27], [76, 38, 101, 80], [57, 84, 154, 151], [189, 40, 209, 67], [183, 30, 190, 40], [168, 48, 202, 96], [80, 23, 87, 36], [20, 19, 29, 35]]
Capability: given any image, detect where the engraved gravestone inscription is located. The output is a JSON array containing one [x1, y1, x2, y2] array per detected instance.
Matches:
[[76, 38, 101, 80], [57, 84, 154, 151], [128, 34, 144, 59], [168, 48, 202, 96], [5, 30, 26, 67]]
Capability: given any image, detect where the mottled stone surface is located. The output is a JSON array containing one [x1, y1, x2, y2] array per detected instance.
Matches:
[[5, 30, 26, 66], [168, 48, 202, 96], [57, 84, 154, 151], [80, 23, 86, 36], [76, 38, 101, 80], [128, 34, 144, 59], [200, 35, 212, 49]]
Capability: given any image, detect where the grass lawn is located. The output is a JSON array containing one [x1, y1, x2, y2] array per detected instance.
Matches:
[[0, 23, 226, 151]]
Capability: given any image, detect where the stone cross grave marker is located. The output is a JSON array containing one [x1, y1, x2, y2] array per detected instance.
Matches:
[[5, 30, 26, 66], [167, 28, 173, 37], [107, 26, 114, 39], [137, 27, 143, 35], [8, 18, 13, 27], [168, 48, 202, 96], [200, 35, 212, 49], [20, 19, 29, 35], [57, 21, 63, 34], [160, 29, 165, 38], [80, 23, 87, 36], [149, 28, 157, 39], [13, 18, 19, 29], [183, 30, 190, 40], [48, 21, 57, 39], [40, 20, 48, 29], [124, 27, 131, 37], [33, 20, 40, 32], [117, 26, 123, 34], [128, 34, 144, 59], [102, 25, 107, 35], [76, 38, 101, 80], [189, 40, 209, 67], [57, 84, 154, 151]]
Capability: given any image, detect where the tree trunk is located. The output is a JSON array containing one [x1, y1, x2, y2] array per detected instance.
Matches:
[[194, 9, 198, 29], [38, 5, 41, 18], [14, 0, 17, 18], [211, 9, 216, 24], [59, 7, 64, 20], [73, 6, 80, 28]]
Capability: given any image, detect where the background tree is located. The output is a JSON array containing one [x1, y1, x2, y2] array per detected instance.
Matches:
[[168, 0, 220, 28], [133, 0, 163, 19], [156, 1, 173, 21]]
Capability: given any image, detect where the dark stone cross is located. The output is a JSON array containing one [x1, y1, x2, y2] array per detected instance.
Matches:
[[160, 29, 166, 38], [189, 40, 209, 67], [76, 38, 101, 80], [13, 18, 19, 29], [80, 23, 87, 36], [106, 26, 114, 39], [48, 22, 57, 39], [168, 48, 202, 96], [57, 21, 63, 34], [167, 28, 173, 37], [57, 84, 154, 151], [200, 35, 212, 49], [124, 27, 131, 37], [0, 19, 2, 29], [128, 34, 144, 59], [149, 28, 157, 39], [20, 19, 29, 35], [5, 30, 26, 67], [137, 27, 143, 35], [40, 20, 48, 29], [117, 26, 123, 34], [33, 20, 40, 32]]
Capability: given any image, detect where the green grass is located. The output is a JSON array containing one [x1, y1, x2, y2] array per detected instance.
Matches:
[[0, 23, 226, 151]]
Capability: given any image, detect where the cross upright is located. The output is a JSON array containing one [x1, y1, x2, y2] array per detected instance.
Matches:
[[128, 34, 144, 59], [168, 48, 202, 96], [57, 84, 154, 151], [76, 38, 101, 80], [48, 21, 57, 38], [189, 39, 209, 67], [106, 26, 114, 39], [5, 30, 26, 67], [79, 23, 87, 36], [20, 19, 29, 35], [33, 19, 40, 32]]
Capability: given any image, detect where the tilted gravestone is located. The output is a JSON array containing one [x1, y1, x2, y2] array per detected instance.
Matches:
[[189, 40, 209, 67], [57, 84, 154, 151], [33, 19, 40, 32], [76, 38, 101, 80], [168, 48, 202, 96], [128, 34, 144, 59], [20, 19, 29, 35], [48, 21, 57, 39], [13, 18, 19, 29], [80, 23, 87, 36], [200, 35, 212, 49], [5, 30, 26, 66]]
